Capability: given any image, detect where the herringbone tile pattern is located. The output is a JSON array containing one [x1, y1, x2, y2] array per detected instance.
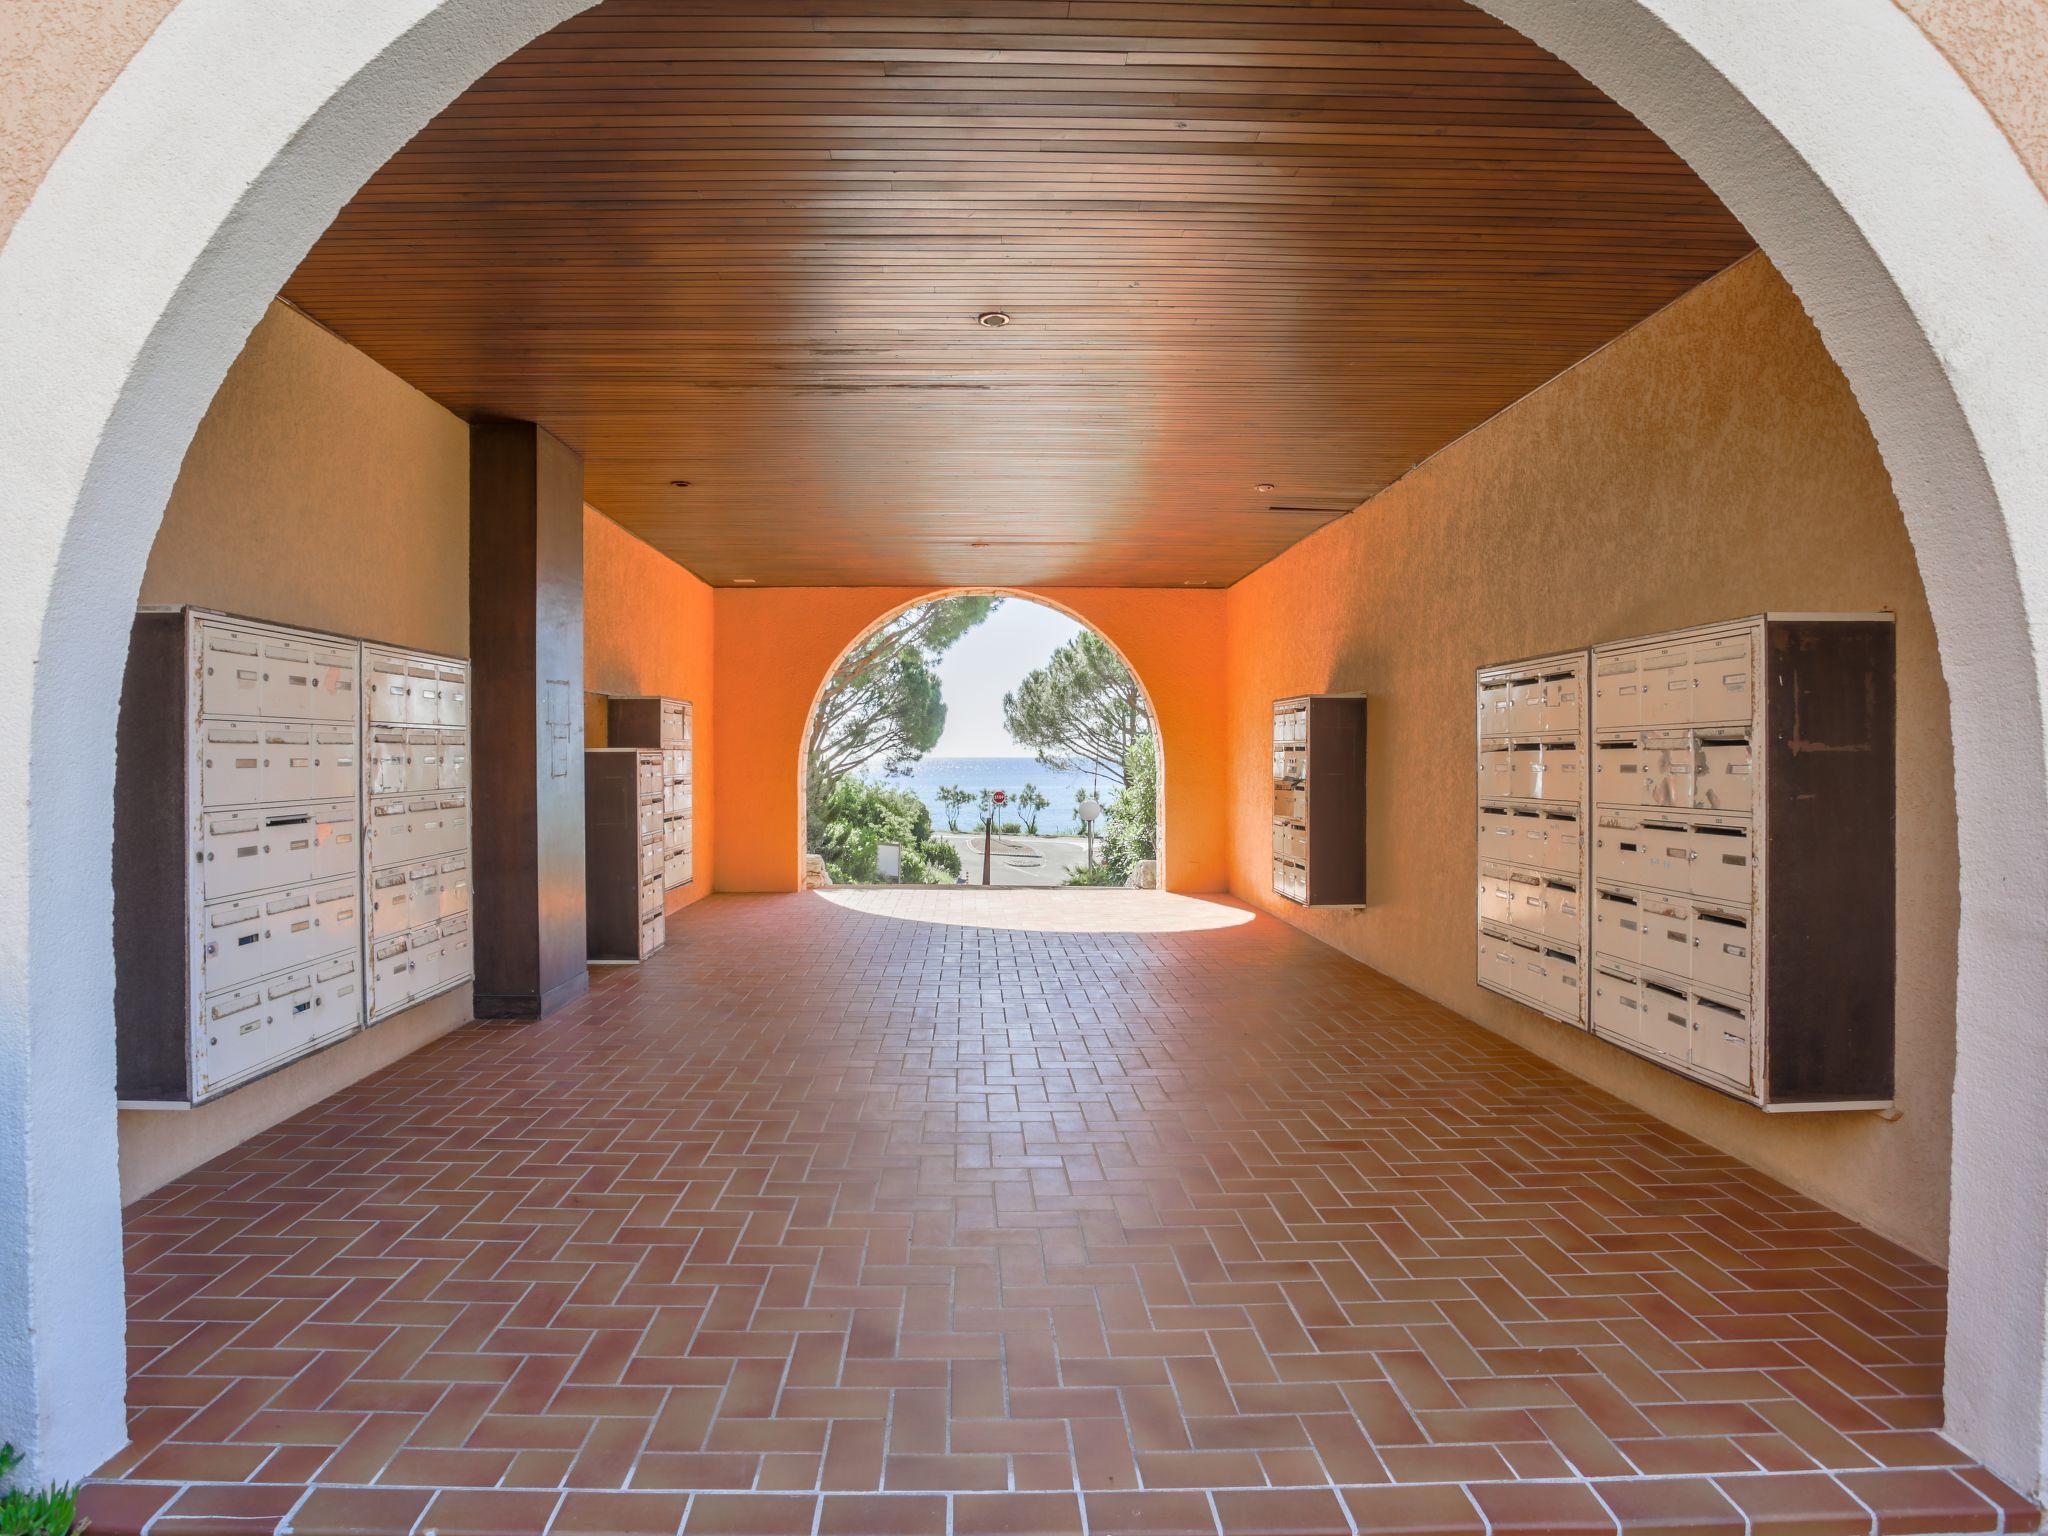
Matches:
[[84, 893, 2033, 1534]]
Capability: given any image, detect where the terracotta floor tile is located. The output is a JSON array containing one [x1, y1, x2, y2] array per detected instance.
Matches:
[[1083, 1490, 1222, 1536], [1380, 1442, 1516, 1483], [1956, 1466, 2041, 1533], [1211, 1487, 1349, 1536], [1713, 1473, 1872, 1536], [550, 1490, 693, 1535], [817, 1494, 950, 1536], [683, 1494, 821, 1534], [130, 1439, 276, 1483], [418, 1487, 562, 1534], [1468, 1480, 1618, 1535], [1339, 1484, 1487, 1536], [1620, 1436, 1758, 1476], [954, 1492, 1087, 1536], [884, 1452, 1008, 1490], [76, 893, 2041, 1536], [1592, 1478, 1746, 1535], [158, 1483, 304, 1525], [1836, 1468, 1999, 1534], [70, 1479, 182, 1536], [283, 1486, 433, 1535]]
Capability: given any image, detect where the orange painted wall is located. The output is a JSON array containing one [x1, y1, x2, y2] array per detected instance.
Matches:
[[583, 506, 715, 912], [712, 586, 1227, 894]]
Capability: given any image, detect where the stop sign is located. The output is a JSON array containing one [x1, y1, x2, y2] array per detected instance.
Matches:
[[991, 790, 1007, 806]]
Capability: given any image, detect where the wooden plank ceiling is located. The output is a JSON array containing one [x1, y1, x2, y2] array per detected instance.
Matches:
[[285, 0, 1755, 587]]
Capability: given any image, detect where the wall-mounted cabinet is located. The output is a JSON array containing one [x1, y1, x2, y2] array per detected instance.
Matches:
[[605, 696, 694, 894], [1475, 651, 1589, 1028], [115, 609, 472, 1106], [1587, 615, 1894, 1110], [1479, 616, 1895, 1111], [585, 749, 667, 961], [1271, 694, 1367, 907]]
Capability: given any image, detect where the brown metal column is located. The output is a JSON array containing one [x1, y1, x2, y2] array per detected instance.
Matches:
[[469, 419, 589, 1017]]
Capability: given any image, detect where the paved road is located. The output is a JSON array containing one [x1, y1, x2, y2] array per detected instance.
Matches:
[[938, 831, 1099, 887]]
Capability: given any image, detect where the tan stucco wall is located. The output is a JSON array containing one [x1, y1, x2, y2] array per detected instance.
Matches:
[[138, 301, 470, 651], [1226, 253, 1958, 1261], [120, 298, 474, 1202], [0, 0, 171, 240], [1902, 0, 2048, 196]]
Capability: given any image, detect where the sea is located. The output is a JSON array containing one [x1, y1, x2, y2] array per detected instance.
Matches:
[[860, 755, 1113, 836]]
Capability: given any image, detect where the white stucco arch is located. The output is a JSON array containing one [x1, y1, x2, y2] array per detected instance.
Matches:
[[2, 0, 2045, 1493]]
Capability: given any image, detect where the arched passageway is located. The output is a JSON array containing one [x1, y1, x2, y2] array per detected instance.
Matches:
[[713, 586, 1226, 896], [795, 593, 1169, 891], [1, 0, 2046, 1503]]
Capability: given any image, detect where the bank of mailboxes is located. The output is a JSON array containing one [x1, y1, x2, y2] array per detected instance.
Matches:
[[1270, 694, 1368, 907], [1474, 651, 1588, 1027], [361, 644, 473, 1024], [605, 696, 695, 894], [1271, 701, 1307, 901], [114, 609, 473, 1106], [1478, 616, 1896, 1111]]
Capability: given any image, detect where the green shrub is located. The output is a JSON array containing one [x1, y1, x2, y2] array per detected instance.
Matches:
[[0, 1445, 81, 1536], [812, 777, 962, 885], [1065, 734, 1158, 886]]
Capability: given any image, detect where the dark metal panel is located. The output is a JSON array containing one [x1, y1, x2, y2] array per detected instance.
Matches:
[[1307, 695, 1369, 908], [1762, 620, 1896, 1104], [113, 612, 195, 1102], [584, 751, 648, 961]]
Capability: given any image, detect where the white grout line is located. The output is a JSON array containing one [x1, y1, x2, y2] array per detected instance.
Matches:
[[1460, 1479, 1493, 1536]]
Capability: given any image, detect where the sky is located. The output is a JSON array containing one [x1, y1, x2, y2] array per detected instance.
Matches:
[[930, 598, 1084, 756]]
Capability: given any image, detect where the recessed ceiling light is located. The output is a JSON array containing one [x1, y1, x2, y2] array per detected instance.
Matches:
[[732, 577, 756, 585], [977, 311, 1011, 329], [1256, 482, 1276, 493], [670, 479, 692, 489]]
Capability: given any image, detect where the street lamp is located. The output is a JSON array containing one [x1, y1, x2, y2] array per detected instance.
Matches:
[[1078, 796, 1101, 870], [984, 789, 1008, 885]]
